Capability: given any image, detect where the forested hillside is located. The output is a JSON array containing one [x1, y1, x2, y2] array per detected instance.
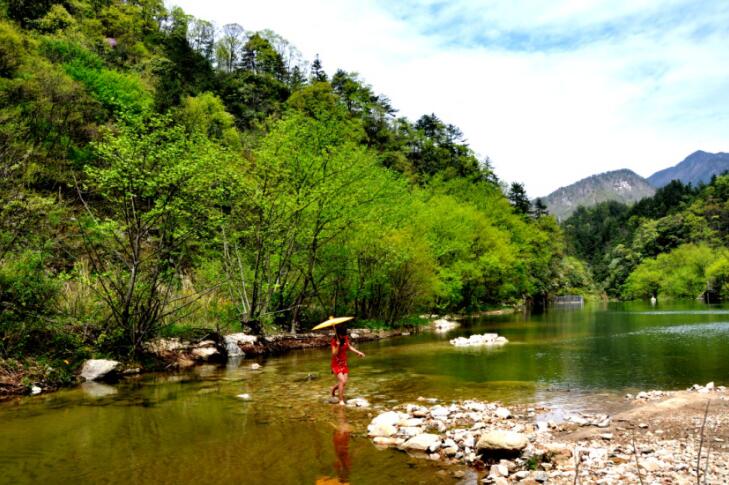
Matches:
[[563, 177, 729, 300], [0, 0, 591, 370]]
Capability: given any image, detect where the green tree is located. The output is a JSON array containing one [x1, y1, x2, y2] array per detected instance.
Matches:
[[507, 182, 531, 215], [80, 116, 227, 354]]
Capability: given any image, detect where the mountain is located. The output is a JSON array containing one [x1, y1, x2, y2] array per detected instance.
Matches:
[[541, 169, 656, 220], [647, 150, 729, 188]]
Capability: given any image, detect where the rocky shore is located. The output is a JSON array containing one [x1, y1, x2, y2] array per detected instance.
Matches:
[[1, 326, 415, 398], [365, 383, 729, 484]]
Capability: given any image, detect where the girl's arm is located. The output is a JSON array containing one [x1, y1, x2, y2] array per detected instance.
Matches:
[[331, 339, 339, 355], [348, 343, 365, 358]]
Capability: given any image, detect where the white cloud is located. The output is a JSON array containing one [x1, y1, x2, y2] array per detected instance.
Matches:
[[169, 0, 729, 196]]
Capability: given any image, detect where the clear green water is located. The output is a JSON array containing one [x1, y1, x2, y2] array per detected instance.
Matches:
[[2, 301, 729, 484]]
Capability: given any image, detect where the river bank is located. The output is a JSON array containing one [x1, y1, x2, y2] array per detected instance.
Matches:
[[365, 383, 729, 484], [0, 320, 434, 399]]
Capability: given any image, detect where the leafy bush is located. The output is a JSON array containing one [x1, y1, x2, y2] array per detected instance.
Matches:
[[0, 252, 59, 357], [622, 244, 719, 300]]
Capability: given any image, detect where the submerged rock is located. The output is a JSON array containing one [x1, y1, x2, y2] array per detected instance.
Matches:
[[346, 397, 370, 408], [80, 359, 120, 381]]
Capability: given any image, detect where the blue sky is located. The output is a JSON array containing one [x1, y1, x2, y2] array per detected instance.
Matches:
[[171, 0, 729, 196]]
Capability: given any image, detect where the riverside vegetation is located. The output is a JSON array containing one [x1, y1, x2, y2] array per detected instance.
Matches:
[[563, 176, 729, 300], [0, 1, 594, 393]]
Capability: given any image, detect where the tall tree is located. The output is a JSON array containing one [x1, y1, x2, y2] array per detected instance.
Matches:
[[215, 23, 244, 72], [310, 54, 327, 82], [507, 182, 531, 215]]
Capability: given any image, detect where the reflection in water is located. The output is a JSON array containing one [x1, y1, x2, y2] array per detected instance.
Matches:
[[317, 406, 351, 485]]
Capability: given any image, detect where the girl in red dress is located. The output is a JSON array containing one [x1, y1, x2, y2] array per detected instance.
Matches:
[[330, 324, 365, 405]]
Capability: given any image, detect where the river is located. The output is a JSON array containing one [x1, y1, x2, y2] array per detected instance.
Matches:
[[2, 301, 729, 484]]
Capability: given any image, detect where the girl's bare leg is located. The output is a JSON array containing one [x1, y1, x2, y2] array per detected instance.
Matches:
[[337, 373, 348, 405]]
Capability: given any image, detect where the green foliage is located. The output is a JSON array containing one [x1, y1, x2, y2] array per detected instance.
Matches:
[[0, 252, 59, 357], [622, 244, 719, 300], [0, 1, 581, 368], [563, 176, 729, 297], [0, 20, 25, 76], [177, 92, 240, 147], [707, 255, 729, 300], [82, 116, 231, 354]]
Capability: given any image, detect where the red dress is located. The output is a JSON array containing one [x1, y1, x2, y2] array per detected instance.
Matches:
[[331, 336, 349, 375]]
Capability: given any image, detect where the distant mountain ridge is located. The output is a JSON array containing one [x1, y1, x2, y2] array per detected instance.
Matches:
[[541, 169, 656, 220], [647, 150, 729, 188]]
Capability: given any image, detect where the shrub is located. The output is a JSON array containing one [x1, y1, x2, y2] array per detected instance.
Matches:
[[0, 252, 59, 357]]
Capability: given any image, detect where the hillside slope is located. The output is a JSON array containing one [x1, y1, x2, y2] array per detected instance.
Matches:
[[542, 169, 656, 220], [648, 151, 729, 188]]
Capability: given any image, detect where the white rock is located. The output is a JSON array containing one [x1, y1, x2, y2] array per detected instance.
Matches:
[[80, 359, 121, 381], [371, 411, 403, 428], [641, 457, 664, 472], [402, 433, 442, 452], [250, 363, 261, 370], [515, 470, 530, 479], [596, 418, 611, 428], [430, 405, 450, 418], [236, 393, 251, 400], [495, 407, 511, 419], [368, 423, 397, 437], [191, 346, 219, 360], [373, 437, 403, 446], [444, 446, 459, 456], [30, 386, 42, 395], [346, 397, 370, 408], [399, 426, 422, 437], [477, 430, 528, 453], [449, 333, 508, 347], [223, 333, 257, 357], [706, 381, 715, 390], [464, 400, 486, 412]]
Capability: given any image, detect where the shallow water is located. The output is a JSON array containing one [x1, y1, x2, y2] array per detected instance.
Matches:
[[2, 301, 729, 484]]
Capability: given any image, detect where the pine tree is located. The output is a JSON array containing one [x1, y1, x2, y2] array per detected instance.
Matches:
[[310, 54, 327, 82], [508, 182, 531, 215]]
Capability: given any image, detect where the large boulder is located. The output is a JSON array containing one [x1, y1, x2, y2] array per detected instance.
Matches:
[[224, 333, 258, 357], [80, 359, 120, 381], [476, 430, 528, 454], [402, 433, 442, 452]]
